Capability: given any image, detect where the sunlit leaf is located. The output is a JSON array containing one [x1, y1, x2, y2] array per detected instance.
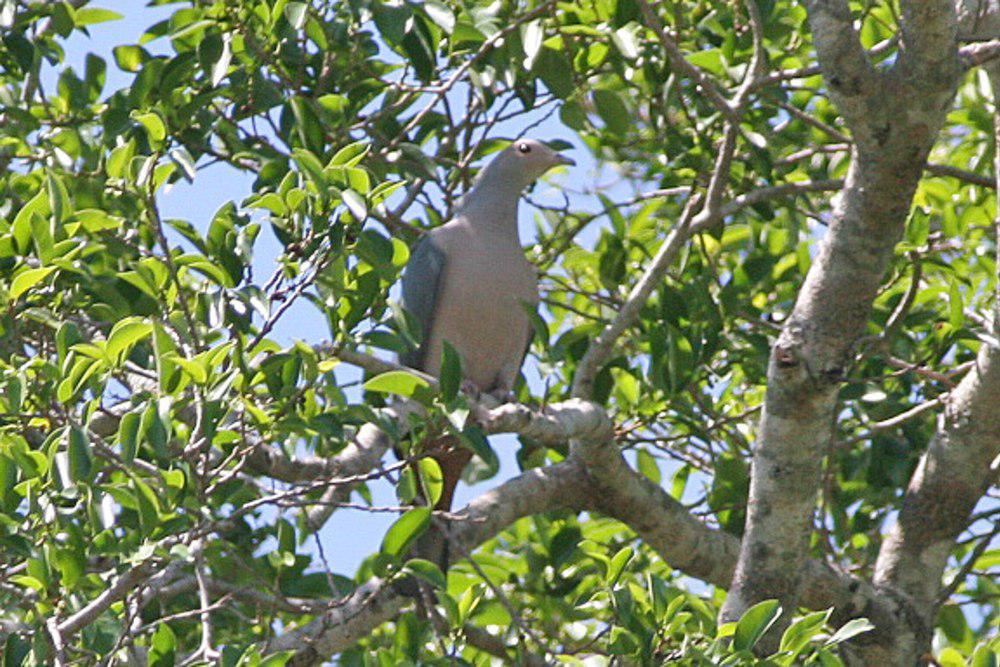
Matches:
[[381, 508, 431, 558]]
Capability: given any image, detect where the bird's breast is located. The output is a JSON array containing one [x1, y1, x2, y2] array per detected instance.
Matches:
[[425, 232, 537, 390]]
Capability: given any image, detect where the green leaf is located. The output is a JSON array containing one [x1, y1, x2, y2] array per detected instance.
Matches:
[[611, 25, 640, 59], [292, 149, 326, 188], [686, 48, 725, 75], [249, 193, 287, 216], [107, 317, 153, 364], [55, 548, 84, 588], [75, 209, 122, 232], [522, 21, 544, 66], [131, 111, 166, 143], [396, 466, 418, 504], [46, 172, 71, 224], [439, 341, 461, 402], [132, 476, 161, 531], [67, 426, 92, 482], [118, 412, 141, 463], [560, 100, 587, 130], [169, 147, 197, 182], [606, 546, 632, 585], [670, 465, 691, 500], [259, 651, 295, 667], [636, 448, 661, 483], [12, 192, 48, 253], [10, 267, 57, 300], [284, 2, 307, 30], [402, 558, 446, 589], [113, 44, 146, 72], [149, 622, 176, 667], [210, 34, 232, 87], [10, 575, 45, 593], [423, 2, 454, 34], [356, 229, 393, 268], [342, 189, 367, 221], [106, 139, 135, 178], [733, 599, 782, 651], [317, 93, 348, 117], [417, 457, 443, 507], [780, 609, 832, 656], [825, 617, 874, 646], [970, 642, 999, 667], [381, 507, 431, 558], [74, 7, 123, 26], [948, 280, 964, 329], [400, 16, 435, 82], [363, 370, 430, 398], [458, 426, 498, 476], [593, 89, 629, 135], [173, 356, 208, 384], [330, 140, 370, 167], [534, 43, 573, 99]]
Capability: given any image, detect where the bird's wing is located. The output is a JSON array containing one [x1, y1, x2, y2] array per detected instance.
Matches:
[[399, 234, 446, 370]]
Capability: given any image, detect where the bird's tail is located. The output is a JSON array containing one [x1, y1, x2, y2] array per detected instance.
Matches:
[[428, 435, 471, 513], [413, 435, 471, 571]]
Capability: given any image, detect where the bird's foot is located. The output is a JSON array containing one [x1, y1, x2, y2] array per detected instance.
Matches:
[[460, 379, 482, 399]]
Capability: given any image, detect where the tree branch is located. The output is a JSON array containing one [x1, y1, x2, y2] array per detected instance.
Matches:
[[869, 64, 1000, 658], [635, 0, 740, 122], [58, 560, 162, 637], [802, 0, 878, 133], [717, 179, 844, 220], [266, 458, 591, 663], [897, 0, 960, 76], [260, 415, 900, 664], [960, 39, 1000, 68], [870, 340, 1000, 654], [571, 195, 700, 398], [721, 0, 963, 645]]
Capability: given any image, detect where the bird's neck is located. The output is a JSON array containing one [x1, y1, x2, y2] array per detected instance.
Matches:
[[455, 179, 523, 238]]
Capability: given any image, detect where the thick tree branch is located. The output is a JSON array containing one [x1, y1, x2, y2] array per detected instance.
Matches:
[[722, 0, 963, 646], [898, 0, 960, 76], [870, 340, 1000, 655], [869, 64, 1000, 659], [802, 0, 878, 134], [261, 416, 900, 664]]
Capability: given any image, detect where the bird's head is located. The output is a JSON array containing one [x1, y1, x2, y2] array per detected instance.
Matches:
[[480, 139, 575, 190]]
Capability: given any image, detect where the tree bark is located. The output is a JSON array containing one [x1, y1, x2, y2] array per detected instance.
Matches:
[[720, 0, 962, 648]]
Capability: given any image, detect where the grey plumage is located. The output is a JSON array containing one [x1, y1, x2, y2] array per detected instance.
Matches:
[[399, 138, 573, 395], [399, 236, 445, 371]]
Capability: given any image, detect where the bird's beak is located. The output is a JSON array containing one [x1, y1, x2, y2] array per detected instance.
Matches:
[[555, 154, 576, 167]]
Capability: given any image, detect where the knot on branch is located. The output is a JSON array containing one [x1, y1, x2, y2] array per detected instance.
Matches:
[[774, 343, 799, 369]]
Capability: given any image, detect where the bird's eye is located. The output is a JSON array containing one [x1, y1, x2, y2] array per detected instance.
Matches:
[[517, 142, 531, 154]]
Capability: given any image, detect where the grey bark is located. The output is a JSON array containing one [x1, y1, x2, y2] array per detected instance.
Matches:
[[866, 60, 1000, 663], [720, 0, 962, 649]]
